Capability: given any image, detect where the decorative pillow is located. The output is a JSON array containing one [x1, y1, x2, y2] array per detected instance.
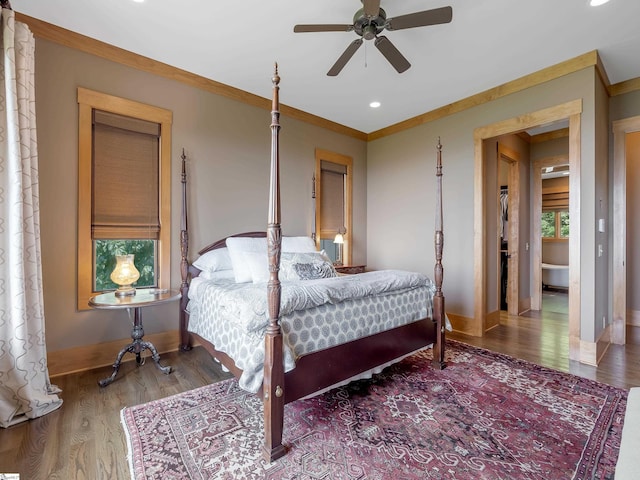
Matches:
[[226, 237, 267, 283], [281, 251, 338, 281], [244, 251, 337, 283], [282, 236, 317, 253], [192, 247, 233, 273]]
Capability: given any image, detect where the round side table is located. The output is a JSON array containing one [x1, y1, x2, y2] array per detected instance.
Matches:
[[89, 288, 181, 387]]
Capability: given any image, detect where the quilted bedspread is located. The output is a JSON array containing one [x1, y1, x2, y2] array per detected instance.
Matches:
[[188, 270, 436, 392]]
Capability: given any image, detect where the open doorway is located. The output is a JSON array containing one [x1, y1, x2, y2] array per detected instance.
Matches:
[[497, 144, 521, 317], [473, 100, 582, 361], [612, 116, 640, 345], [532, 155, 569, 311], [533, 155, 570, 319]]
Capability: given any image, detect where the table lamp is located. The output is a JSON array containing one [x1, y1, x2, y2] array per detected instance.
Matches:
[[110, 254, 140, 297]]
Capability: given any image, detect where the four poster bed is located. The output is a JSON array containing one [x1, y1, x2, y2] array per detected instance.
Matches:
[[178, 66, 446, 462]]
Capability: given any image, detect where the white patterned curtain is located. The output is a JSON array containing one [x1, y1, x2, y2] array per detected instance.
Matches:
[[0, 5, 62, 428]]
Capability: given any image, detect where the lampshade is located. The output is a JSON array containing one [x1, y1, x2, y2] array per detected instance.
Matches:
[[110, 254, 140, 297], [333, 233, 344, 244]]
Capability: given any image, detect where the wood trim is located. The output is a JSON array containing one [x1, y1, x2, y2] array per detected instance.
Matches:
[[518, 297, 531, 315], [48, 329, 180, 378], [498, 144, 520, 317], [532, 155, 569, 310], [16, 12, 367, 142], [446, 312, 476, 336], [609, 77, 640, 97], [77, 88, 173, 310], [530, 128, 570, 144], [475, 100, 583, 139], [77, 101, 93, 311], [579, 325, 611, 367], [594, 50, 611, 91], [314, 149, 353, 265], [474, 100, 582, 355], [612, 115, 640, 343], [21, 11, 631, 141], [627, 309, 640, 327], [486, 310, 500, 331], [370, 51, 598, 141], [567, 113, 581, 360], [20, 12, 640, 140]]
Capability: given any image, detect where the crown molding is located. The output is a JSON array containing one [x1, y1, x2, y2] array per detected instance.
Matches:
[[16, 12, 367, 142], [15, 12, 640, 143]]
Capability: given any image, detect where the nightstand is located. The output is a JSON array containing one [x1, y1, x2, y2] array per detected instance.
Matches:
[[89, 288, 181, 387], [334, 264, 366, 274]]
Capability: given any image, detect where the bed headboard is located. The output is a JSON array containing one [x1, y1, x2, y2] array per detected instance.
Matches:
[[198, 231, 265, 255]]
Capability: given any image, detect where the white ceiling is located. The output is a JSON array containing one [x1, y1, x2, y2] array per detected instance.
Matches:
[[11, 0, 640, 133]]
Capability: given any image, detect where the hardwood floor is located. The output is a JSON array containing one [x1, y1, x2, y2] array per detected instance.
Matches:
[[1, 297, 638, 479], [449, 293, 640, 389], [0, 346, 233, 480]]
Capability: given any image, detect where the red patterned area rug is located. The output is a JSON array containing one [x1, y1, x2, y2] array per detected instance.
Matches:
[[121, 340, 626, 479]]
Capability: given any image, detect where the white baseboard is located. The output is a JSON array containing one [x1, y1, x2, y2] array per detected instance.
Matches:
[[47, 329, 180, 378]]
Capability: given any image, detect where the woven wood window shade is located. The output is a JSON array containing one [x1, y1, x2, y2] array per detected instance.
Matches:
[[92, 110, 160, 240], [542, 176, 569, 211], [320, 160, 346, 233]]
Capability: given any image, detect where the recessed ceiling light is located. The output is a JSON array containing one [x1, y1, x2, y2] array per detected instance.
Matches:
[[590, 0, 610, 6], [132, 0, 145, 3], [369, 101, 381, 108]]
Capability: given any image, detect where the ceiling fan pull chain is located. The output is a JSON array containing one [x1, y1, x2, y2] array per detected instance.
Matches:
[[364, 41, 368, 68]]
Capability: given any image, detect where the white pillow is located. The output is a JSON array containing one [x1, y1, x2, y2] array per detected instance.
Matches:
[[198, 269, 236, 281], [225, 237, 267, 283], [282, 236, 317, 253], [192, 247, 233, 273], [244, 251, 270, 283]]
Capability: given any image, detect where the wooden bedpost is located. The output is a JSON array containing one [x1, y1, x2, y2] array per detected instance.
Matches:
[[262, 64, 286, 462], [179, 149, 191, 351], [432, 138, 446, 370]]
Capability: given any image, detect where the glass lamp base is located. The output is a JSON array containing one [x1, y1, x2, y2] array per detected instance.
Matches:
[[115, 285, 136, 297]]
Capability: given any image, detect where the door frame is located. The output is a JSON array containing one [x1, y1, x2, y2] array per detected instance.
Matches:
[[497, 143, 520, 316], [473, 99, 582, 361], [531, 154, 569, 310], [612, 115, 640, 344]]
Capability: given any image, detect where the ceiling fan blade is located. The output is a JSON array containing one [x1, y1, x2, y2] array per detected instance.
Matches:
[[294, 24, 353, 33], [362, 0, 381, 18], [327, 39, 363, 76], [374, 35, 411, 73], [386, 6, 453, 31]]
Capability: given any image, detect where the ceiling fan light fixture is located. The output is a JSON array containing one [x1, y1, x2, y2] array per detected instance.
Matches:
[[362, 24, 377, 40], [294, 1, 452, 76]]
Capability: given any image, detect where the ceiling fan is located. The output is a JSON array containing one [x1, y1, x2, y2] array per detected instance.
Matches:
[[293, 0, 453, 76]]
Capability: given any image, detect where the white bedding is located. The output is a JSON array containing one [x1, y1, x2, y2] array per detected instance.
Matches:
[[187, 270, 437, 392]]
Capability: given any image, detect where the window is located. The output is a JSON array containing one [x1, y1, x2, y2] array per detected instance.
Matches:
[[541, 175, 569, 241], [541, 211, 569, 240], [314, 149, 352, 265], [77, 88, 172, 310]]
